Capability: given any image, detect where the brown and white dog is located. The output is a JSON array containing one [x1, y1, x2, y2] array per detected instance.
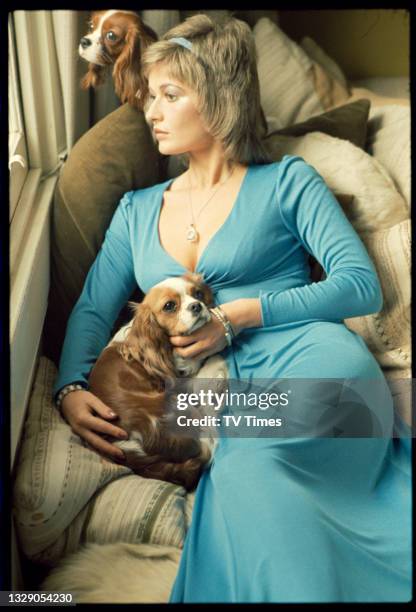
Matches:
[[79, 10, 157, 108], [88, 273, 222, 491]]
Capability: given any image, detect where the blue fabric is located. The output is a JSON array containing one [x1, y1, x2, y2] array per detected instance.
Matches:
[[54, 157, 412, 602]]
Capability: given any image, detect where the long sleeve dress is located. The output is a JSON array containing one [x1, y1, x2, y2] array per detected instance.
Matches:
[[54, 156, 412, 603]]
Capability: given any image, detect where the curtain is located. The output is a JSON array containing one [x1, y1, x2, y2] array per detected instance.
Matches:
[[12, 9, 121, 169]]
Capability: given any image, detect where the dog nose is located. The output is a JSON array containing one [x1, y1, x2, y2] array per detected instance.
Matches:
[[188, 302, 202, 315], [80, 37, 92, 49]]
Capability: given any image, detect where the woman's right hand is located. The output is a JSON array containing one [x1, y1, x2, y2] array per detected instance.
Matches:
[[60, 390, 129, 462]]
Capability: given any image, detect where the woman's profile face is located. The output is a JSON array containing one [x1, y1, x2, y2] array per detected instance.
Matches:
[[145, 62, 214, 156]]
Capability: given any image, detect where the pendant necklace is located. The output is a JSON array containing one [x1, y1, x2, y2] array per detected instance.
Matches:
[[186, 165, 235, 243]]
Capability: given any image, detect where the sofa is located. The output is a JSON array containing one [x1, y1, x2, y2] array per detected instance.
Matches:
[[12, 11, 411, 602]]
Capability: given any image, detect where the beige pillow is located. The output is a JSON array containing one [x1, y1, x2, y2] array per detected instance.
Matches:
[[300, 36, 351, 110], [348, 86, 410, 109], [263, 131, 409, 232], [41, 542, 181, 603], [344, 220, 411, 426], [253, 17, 324, 128], [254, 18, 353, 128], [300, 36, 348, 88], [13, 357, 187, 567], [308, 61, 351, 112], [344, 220, 411, 371], [367, 104, 410, 209]]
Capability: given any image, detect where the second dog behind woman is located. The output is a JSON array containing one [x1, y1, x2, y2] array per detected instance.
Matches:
[[78, 10, 157, 108]]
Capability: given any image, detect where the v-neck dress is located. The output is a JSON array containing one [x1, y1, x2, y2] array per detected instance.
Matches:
[[54, 156, 411, 603]]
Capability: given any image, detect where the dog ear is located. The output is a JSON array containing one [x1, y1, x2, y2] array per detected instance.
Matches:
[[183, 273, 215, 308], [120, 303, 175, 380], [113, 20, 156, 108], [80, 63, 107, 90], [183, 272, 204, 285]]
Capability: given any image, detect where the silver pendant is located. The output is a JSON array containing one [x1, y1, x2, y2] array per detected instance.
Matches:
[[186, 224, 199, 243]]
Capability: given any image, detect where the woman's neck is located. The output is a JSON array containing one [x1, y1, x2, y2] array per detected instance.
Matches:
[[186, 151, 245, 190]]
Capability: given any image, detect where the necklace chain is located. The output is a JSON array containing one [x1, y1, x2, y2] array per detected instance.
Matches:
[[186, 165, 235, 243]]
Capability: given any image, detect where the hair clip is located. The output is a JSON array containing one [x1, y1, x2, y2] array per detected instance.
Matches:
[[169, 37, 193, 51]]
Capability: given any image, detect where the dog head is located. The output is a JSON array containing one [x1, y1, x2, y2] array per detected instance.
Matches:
[[120, 274, 215, 379], [79, 10, 157, 107]]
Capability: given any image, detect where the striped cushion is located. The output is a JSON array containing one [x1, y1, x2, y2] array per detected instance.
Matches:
[[254, 17, 324, 128], [345, 220, 411, 426], [13, 357, 189, 567], [253, 17, 350, 131], [344, 220, 411, 375]]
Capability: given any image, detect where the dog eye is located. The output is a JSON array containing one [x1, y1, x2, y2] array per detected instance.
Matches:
[[194, 290, 204, 301], [106, 31, 118, 41], [163, 301, 176, 312], [87, 21, 94, 32]]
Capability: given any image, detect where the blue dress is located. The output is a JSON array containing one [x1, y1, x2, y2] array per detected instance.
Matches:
[[54, 156, 412, 603]]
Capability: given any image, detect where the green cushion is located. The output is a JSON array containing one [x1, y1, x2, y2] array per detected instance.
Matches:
[[44, 104, 162, 364], [266, 98, 371, 150]]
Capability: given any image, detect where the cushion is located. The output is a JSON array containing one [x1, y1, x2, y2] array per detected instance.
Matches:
[[12, 357, 189, 567], [253, 17, 324, 128], [344, 220, 411, 426], [41, 542, 182, 603], [43, 104, 162, 365], [263, 131, 409, 232], [268, 98, 371, 150], [366, 104, 410, 209], [344, 220, 411, 371], [300, 36, 351, 111], [339, 86, 409, 110], [300, 36, 348, 88], [254, 18, 352, 130]]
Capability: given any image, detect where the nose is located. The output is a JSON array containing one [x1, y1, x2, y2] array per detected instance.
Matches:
[[188, 302, 202, 315], [80, 37, 92, 49], [145, 98, 163, 123]]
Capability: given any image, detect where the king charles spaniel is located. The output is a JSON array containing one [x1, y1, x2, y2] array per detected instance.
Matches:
[[79, 10, 157, 108], [88, 273, 220, 491]]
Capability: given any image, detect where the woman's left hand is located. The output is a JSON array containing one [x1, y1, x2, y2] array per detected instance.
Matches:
[[169, 298, 262, 360], [170, 314, 228, 361]]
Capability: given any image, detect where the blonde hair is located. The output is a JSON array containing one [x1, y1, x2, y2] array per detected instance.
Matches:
[[140, 14, 271, 165]]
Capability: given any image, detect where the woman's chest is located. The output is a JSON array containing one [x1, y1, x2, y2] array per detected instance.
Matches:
[[158, 182, 243, 273], [131, 171, 305, 291]]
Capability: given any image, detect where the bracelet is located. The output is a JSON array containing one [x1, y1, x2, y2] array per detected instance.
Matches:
[[210, 307, 235, 347], [214, 306, 236, 337], [55, 383, 86, 410]]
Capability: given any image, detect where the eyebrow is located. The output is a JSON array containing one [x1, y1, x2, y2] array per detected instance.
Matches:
[[148, 83, 185, 94]]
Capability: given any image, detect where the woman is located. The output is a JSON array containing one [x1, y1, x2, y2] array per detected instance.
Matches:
[[54, 14, 411, 603]]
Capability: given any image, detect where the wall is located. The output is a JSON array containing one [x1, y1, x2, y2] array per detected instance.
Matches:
[[278, 9, 409, 79]]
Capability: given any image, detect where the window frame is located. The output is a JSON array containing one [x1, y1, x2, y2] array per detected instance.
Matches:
[[8, 14, 28, 223]]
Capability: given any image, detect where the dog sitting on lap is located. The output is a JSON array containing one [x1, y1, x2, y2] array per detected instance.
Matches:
[[88, 273, 221, 491]]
